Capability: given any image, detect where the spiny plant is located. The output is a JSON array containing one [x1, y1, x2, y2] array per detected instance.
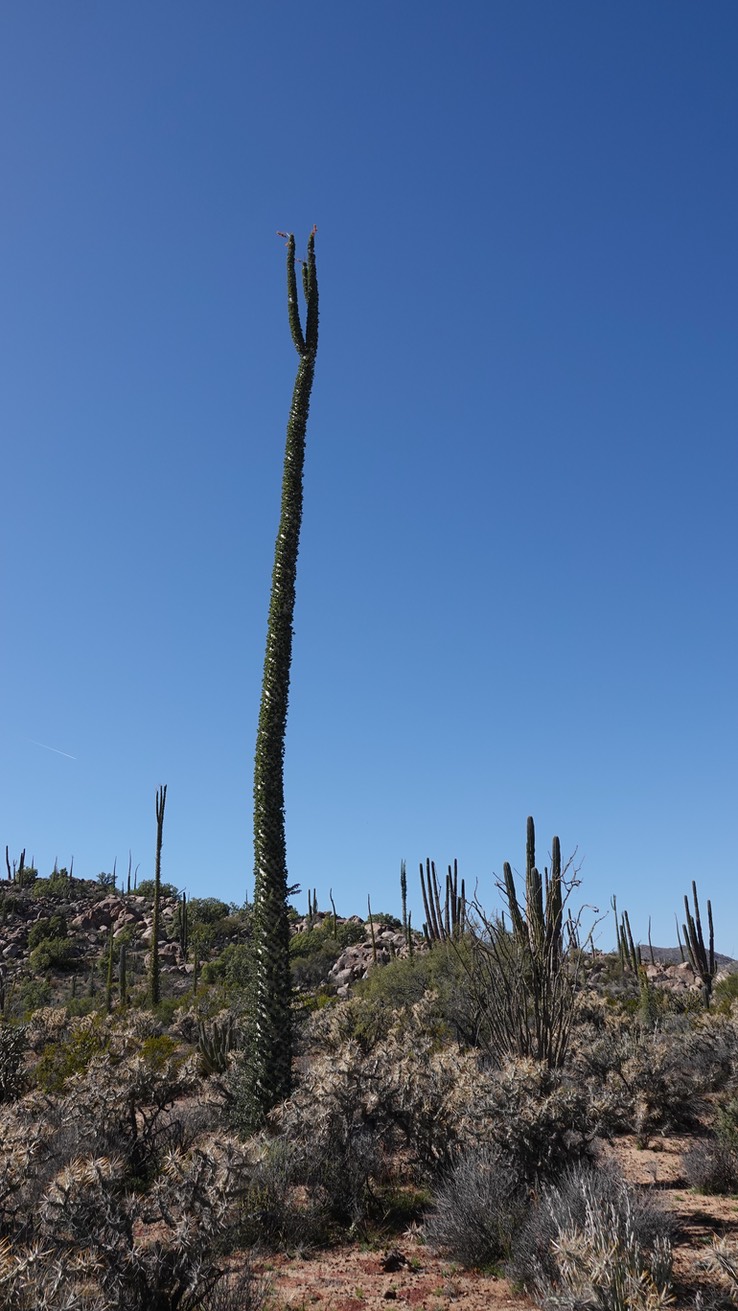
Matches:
[[463, 817, 585, 1068], [420, 858, 466, 945], [250, 229, 319, 1120], [682, 880, 715, 1008], [149, 784, 167, 1009]]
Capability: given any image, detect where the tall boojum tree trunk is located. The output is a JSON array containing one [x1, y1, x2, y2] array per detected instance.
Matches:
[[149, 783, 167, 1009], [251, 229, 318, 1116]]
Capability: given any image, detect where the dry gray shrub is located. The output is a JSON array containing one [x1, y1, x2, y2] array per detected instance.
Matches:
[[267, 995, 479, 1180], [61, 1045, 201, 1179], [507, 1162, 673, 1311], [0, 1023, 27, 1102], [472, 1056, 595, 1184], [572, 1015, 733, 1146], [683, 1139, 738, 1196], [423, 1148, 527, 1269], [0, 1133, 253, 1311]]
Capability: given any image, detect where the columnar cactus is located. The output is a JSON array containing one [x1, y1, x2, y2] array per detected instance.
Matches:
[[250, 230, 319, 1118], [682, 880, 715, 1008], [149, 784, 167, 1009], [420, 858, 466, 945]]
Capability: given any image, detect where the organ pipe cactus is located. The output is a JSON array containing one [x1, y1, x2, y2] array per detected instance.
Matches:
[[420, 858, 466, 944], [682, 880, 715, 1008], [503, 817, 564, 966]]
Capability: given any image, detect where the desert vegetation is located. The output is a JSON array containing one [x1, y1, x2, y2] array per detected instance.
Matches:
[[2, 820, 738, 1309]]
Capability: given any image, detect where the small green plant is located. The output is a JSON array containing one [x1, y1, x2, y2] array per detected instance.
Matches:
[[713, 972, 738, 1013], [29, 936, 76, 973], [28, 914, 68, 949], [136, 878, 180, 900], [35, 1018, 110, 1093]]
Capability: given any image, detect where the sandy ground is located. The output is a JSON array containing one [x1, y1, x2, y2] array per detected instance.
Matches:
[[257, 1136, 738, 1311]]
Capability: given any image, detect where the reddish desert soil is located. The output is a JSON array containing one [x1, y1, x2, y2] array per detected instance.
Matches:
[[256, 1136, 738, 1311]]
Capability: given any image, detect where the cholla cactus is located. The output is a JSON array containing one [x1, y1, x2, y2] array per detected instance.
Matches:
[[8, 1134, 254, 1311], [0, 1025, 27, 1102]]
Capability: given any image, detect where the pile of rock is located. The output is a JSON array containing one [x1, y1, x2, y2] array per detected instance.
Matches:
[[328, 923, 412, 997]]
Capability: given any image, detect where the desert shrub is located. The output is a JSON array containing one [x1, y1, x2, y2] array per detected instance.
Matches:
[[476, 1057, 595, 1184], [1, 1134, 253, 1311], [508, 1162, 673, 1310], [151, 996, 182, 1026], [31, 871, 71, 900], [0, 893, 27, 917], [44, 1020, 198, 1180], [34, 1016, 110, 1094], [355, 943, 482, 1048], [714, 973, 738, 1013], [0, 1024, 27, 1101], [202, 941, 255, 992], [423, 1148, 527, 1268], [683, 1139, 738, 1195], [290, 918, 367, 990], [227, 1132, 337, 1249], [683, 1091, 738, 1195], [29, 936, 77, 974], [27, 916, 68, 950], [136, 878, 180, 900], [15, 976, 52, 1017], [369, 911, 402, 929], [573, 1016, 732, 1145], [65, 992, 100, 1018], [229, 996, 473, 1192], [189, 897, 232, 925], [203, 1263, 268, 1311], [716, 1094, 738, 1146], [223, 1034, 387, 1228]]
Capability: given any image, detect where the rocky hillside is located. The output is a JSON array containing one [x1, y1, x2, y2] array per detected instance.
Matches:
[[0, 873, 734, 1019]]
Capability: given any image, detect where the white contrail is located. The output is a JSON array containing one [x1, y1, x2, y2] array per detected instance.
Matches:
[[28, 739, 77, 761]]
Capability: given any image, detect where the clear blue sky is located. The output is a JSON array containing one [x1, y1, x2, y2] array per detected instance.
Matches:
[[2, 2, 736, 952]]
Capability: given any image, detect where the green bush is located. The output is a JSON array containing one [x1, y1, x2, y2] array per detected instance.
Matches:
[[369, 911, 402, 930], [28, 914, 68, 950], [136, 879, 180, 900], [355, 942, 481, 1048], [291, 918, 365, 961], [35, 1018, 110, 1093], [31, 871, 71, 899], [202, 942, 255, 991], [15, 866, 38, 888], [288, 918, 365, 993], [16, 976, 52, 1017], [139, 1033, 183, 1072], [713, 973, 738, 1013], [29, 936, 77, 974], [188, 897, 231, 925]]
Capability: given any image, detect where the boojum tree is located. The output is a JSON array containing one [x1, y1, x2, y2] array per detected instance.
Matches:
[[250, 229, 319, 1116]]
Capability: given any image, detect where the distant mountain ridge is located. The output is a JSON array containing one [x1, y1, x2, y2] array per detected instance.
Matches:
[[638, 944, 736, 969]]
